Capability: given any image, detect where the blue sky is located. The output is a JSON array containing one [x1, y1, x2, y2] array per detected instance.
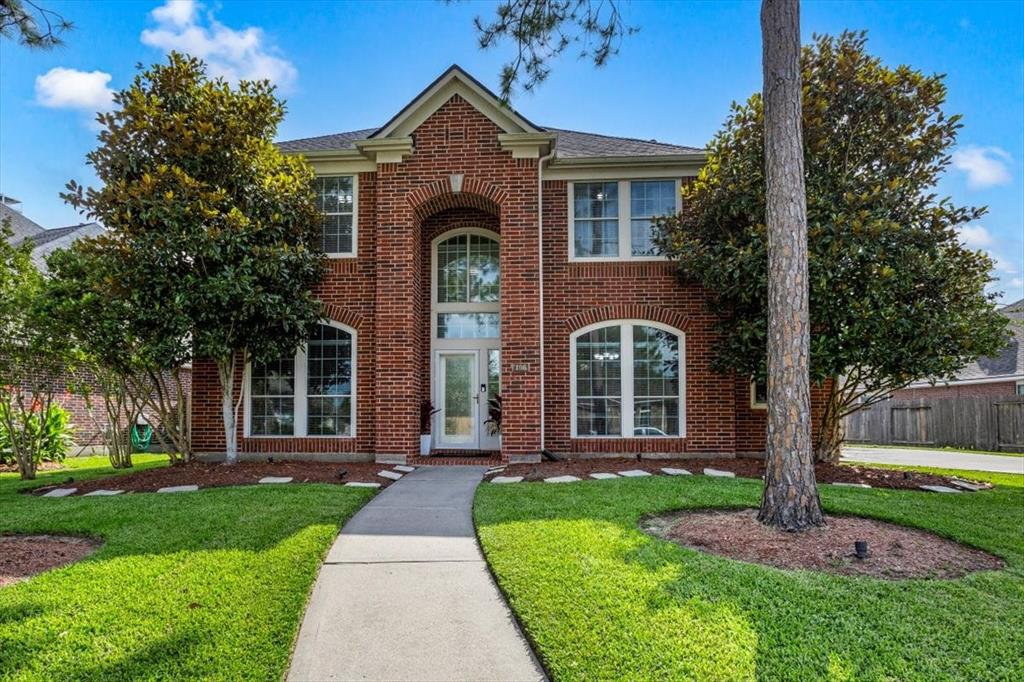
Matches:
[[1, 0, 1021, 301]]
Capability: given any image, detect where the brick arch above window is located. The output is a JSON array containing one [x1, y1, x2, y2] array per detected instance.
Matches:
[[563, 305, 690, 334], [320, 303, 365, 331], [408, 177, 508, 223]]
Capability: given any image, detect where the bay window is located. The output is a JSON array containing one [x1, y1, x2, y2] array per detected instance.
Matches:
[[246, 322, 356, 437], [570, 179, 680, 260], [571, 321, 684, 438]]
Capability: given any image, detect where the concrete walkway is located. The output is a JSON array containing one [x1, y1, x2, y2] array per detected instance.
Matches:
[[287, 466, 545, 682], [842, 446, 1024, 474]]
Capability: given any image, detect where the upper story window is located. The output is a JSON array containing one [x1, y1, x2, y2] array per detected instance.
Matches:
[[571, 320, 685, 438], [247, 321, 356, 438], [434, 230, 500, 339], [314, 176, 356, 257], [570, 179, 680, 260]]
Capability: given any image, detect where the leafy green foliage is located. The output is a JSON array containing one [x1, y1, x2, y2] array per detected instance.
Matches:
[[61, 52, 326, 461], [0, 401, 73, 464], [655, 32, 1009, 458], [0, 0, 72, 49], [0, 456, 374, 679], [476, 476, 1024, 680]]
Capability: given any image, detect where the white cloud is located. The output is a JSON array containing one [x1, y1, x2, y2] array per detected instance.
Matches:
[[35, 67, 114, 111], [141, 0, 297, 89], [951, 145, 1013, 189], [957, 224, 994, 249]]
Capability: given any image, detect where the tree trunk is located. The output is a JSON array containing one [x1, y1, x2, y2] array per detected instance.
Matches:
[[814, 381, 846, 463], [217, 354, 238, 465], [757, 0, 824, 531]]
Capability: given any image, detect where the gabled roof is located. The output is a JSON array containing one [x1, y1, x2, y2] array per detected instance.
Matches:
[[28, 222, 105, 271], [1002, 297, 1024, 321], [370, 64, 543, 139], [276, 65, 703, 161], [278, 125, 701, 159]]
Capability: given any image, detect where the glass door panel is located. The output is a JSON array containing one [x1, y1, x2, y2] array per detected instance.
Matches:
[[439, 352, 477, 448]]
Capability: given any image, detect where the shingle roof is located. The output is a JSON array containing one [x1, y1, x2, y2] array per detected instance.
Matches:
[[276, 126, 702, 158], [28, 222, 104, 271], [1001, 297, 1024, 321], [908, 311, 1024, 387], [1, 203, 45, 245]]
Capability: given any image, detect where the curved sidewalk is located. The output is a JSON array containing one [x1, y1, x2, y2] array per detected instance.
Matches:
[[287, 465, 545, 681]]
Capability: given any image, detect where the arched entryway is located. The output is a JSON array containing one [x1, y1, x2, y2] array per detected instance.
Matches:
[[429, 227, 501, 451]]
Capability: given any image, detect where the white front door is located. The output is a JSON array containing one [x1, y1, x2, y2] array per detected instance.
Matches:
[[437, 351, 479, 449]]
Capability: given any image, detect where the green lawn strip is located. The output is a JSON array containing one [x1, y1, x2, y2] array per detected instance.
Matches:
[[475, 477, 1024, 681], [846, 442, 1024, 457], [0, 454, 169, 496], [1, 461, 375, 680], [843, 462, 1024, 489]]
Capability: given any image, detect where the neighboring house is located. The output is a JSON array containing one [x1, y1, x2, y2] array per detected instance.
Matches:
[[892, 298, 1024, 399], [190, 65, 826, 463]]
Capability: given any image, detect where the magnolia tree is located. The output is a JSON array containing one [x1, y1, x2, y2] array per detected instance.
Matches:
[[63, 53, 325, 465], [655, 31, 1008, 462]]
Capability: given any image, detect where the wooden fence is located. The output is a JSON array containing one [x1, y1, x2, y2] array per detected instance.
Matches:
[[844, 396, 1024, 453]]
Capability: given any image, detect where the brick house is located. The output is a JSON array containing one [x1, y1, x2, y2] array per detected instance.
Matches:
[[190, 65, 786, 464]]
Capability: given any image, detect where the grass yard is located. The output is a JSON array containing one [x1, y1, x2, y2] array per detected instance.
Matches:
[[475, 475, 1024, 681], [0, 456, 374, 680]]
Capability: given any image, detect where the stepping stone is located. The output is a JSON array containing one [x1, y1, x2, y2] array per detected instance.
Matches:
[[345, 482, 381, 488], [158, 485, 198, 493], [485, 466, 507, 475], [544, 475, 581, 483], [42, 487, 77, 498], [589, 472, 620, 480], [618, 469, 651, 477], [833, 482, 871, 488], [378, 470, 403, 481], [949, 479, 986, 492], [259, 476, 293, 484], [491, 476, 524, 484], [703, 468, 736, 478], [919, 485, 961, 494], [661, 467, 692, 476], [84, 489, 124, 496], [394, 465, 416, 473]]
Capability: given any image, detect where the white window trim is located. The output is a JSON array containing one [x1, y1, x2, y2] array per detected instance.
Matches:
[[569, 319, 686, 439], [567, 179, 681, 262], [750, 378, 768, 409], [243, 319, 357, 438], [316, 174, 358, 259], [1016, 379, 1024, 396]]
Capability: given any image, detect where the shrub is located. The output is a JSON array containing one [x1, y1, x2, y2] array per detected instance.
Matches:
[[0, 401, 74, 465]]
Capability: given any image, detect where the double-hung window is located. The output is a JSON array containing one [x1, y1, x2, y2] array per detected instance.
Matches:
[[314, 175, 357, 257], [246, 322, 356, 437], [571, 321, 684, 438], [570, 179, 680, 260]]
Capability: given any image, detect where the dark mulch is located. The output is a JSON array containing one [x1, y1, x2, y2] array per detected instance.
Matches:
[[0, 535, 102, 587], [29, 460, 396, 496], [643, 509, 1004, 579], [486, 457, 985, 490]]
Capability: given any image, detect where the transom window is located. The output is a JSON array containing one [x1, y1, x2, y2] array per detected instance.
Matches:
[[314, 176, 356, 257], [571, 321, 684, 438], [246, 322, 356, 437], [434, 231, 500, 339], [570, 179, 680, 260]]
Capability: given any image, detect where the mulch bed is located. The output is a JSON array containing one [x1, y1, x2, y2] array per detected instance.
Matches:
[[486, 457, 985, 491], [643, 509, 1004, 579], [0, 535, 102, 587], [29, 460, 396, 496]]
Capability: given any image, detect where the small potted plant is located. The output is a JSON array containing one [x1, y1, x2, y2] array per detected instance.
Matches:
[[484, 394, 502, 438], [420, 400, 440, 456]]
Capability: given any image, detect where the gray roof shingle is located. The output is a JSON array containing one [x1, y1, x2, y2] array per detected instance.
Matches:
[[276, 126, 702, 159], [1, 203, 45, 245], [28, 222, 105, 271]]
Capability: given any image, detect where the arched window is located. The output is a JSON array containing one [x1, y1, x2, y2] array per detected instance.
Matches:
[[571, 321, 684, 438], [247, 321, 356, 437], [433, 231, 500, 339]]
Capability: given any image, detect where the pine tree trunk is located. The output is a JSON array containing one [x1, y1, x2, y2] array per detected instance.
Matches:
[[757, 0, 824, 531]]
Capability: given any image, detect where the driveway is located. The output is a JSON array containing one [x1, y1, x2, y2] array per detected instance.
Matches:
[[287, 465, 545, 681], [842, 446, 1024, 474]]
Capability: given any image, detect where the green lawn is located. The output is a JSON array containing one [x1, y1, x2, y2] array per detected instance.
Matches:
[[475, 476, 1024, 681], [843, 462, 1024, 488], [1, 456, 374, 680]]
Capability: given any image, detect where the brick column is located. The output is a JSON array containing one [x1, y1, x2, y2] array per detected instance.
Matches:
[[500, 162, 543, 462], [373, 165, 422, 463]]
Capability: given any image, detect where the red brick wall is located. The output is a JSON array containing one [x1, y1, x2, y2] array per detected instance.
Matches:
[[892, 381, 1017, 400]]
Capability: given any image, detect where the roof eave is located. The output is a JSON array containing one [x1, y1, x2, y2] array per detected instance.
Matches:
[[550, 152, 707, 166]]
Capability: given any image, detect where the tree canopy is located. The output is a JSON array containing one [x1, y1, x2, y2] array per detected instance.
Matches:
[[655, 31, 1009, 459], [62, 52, 326, 463]]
